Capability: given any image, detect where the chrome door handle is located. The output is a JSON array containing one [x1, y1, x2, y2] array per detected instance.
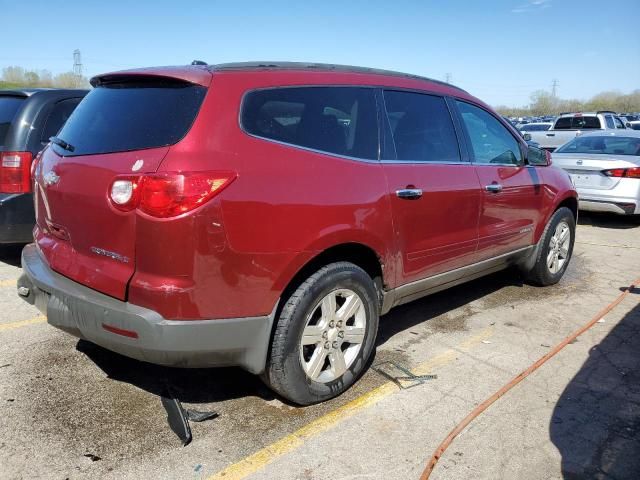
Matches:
[[485, 184, 503, 193], [396, 188, 423, 200]]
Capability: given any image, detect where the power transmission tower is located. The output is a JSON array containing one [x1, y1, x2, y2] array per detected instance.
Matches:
[[445, 73, 452, 84], [551, 78, 559, 97], [73, 49, 83, 87]]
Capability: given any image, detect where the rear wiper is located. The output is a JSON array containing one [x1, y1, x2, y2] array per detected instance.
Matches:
[[49, 136, 75, 152]]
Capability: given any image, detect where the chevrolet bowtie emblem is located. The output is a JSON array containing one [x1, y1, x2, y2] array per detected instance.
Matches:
[[43, 170, 60, 186]]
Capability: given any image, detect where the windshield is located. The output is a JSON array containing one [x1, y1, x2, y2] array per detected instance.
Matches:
[[556, 135, 640, 156], [53, 79, 206, 156], [0, 96, 25, 148]]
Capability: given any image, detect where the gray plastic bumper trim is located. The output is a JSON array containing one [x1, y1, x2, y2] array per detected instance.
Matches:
[[18, 244, 277, 373]]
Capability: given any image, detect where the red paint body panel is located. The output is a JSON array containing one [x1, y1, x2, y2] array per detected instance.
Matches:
[[382, 164, 481, 283], [474, 165, 545, 261], [33, 65, 577, 322], [34, 146, 170, 299]]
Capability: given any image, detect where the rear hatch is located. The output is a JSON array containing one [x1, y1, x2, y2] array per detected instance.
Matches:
[[34, 75, 208, 299]]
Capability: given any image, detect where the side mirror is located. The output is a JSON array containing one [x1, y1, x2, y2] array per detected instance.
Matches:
[[527, 146, 552, 166], [523, 133, 532, 141], [626, 122, 632, 128]]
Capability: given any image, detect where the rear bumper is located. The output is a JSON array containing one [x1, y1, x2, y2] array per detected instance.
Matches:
[[0, 193, 35, 244], [579, 200, 638, 215], [577, 180, 640, 215], [17, 244, 276, 373]]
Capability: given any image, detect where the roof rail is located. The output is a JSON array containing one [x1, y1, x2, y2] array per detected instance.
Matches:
[[209, 61, 468, 93], [597, 110, 617, 115]]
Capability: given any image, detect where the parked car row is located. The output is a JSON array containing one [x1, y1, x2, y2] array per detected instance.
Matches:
[[526, 111, 631, 152], [12, 61, 578, 405], [0, 89, 87, 243]]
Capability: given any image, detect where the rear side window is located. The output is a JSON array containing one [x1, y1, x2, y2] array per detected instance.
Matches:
[[456, 101, 523, 165], [40, 98, 82, 144], [554, 116, 601, 129], [0, 96, 25, 148], [383, 91, 461, 162], [605, 116, 615, 129], [53, 80, 206, 156], [241, 87, 378, 160]]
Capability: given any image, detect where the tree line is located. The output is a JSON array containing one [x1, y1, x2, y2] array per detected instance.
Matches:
[[496, 89, 640, 117], [0, 66, 90, 89]]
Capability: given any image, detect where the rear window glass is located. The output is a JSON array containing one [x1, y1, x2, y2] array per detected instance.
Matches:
[[554, 116, 601, 129], [0, 96, 25, 148], [556, 136, 640, 156], [53, 80, 206, 156], [241, 87, 378, 160], [522, 123, 551, 131], [40, 98, 82, 144]]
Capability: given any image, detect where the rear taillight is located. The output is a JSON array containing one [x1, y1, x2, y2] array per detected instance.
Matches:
[[0, 152, 33, 193], [108, 171, 236, 218], [603, 167, 640, 179]]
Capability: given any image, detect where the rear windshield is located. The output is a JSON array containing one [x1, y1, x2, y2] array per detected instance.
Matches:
[[0, 96, 25, 148], [554, 116, 601, 129], [52, 80, 206, 156], [521, 123, 551, 131], [556, 136, 640, 156]]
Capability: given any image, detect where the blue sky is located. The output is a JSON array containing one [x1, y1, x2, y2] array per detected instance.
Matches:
[[1, 0, 638, 106]]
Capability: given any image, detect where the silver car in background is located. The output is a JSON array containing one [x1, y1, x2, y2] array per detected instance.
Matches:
[[551, 131, 640, 215]]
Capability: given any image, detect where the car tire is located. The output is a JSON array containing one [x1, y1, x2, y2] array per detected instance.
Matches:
[[525, 207, 576, 286], [264, 262, 379, 406]]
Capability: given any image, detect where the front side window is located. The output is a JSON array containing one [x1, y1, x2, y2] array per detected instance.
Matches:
[[613, 116, 625, 129], [456, 101, 522, 165], [241, 87, 378, 160], [382, 90, 461, 162]]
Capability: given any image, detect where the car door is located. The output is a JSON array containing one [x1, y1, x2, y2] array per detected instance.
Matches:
[[380, 90, 481, 286], [454, 100, 543, 261]]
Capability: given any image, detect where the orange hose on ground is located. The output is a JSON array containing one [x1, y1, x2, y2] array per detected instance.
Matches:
[[420, 277, 640, 480]]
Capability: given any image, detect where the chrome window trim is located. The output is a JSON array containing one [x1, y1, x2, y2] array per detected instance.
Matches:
[[240, 131, 381, 164]]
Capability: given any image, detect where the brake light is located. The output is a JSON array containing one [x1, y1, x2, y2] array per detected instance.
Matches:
[[0, 152, 33, 193], [108, 171, 236, 218], [603, 167, 640, 178]]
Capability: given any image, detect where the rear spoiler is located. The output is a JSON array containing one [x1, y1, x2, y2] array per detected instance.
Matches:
[[91, 66, 212, 88]]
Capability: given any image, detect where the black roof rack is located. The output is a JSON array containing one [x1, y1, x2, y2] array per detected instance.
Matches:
[[209, 61, 467, 93], [597, 110, 617, 115]]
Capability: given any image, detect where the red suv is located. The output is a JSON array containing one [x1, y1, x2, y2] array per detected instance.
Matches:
[[18, 62, 577, 405]]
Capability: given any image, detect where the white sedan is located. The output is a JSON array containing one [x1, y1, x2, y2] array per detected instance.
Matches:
[[551, 130, 640, 215]]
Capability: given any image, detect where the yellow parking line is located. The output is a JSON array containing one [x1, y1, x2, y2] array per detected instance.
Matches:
[[207, 327, 493, 480], [0, 279, 17, 288], [0, 316, 47, 332]]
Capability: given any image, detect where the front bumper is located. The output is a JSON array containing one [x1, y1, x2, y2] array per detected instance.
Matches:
[[18, 244, 276, 373], [0, 193, 35, 244]]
